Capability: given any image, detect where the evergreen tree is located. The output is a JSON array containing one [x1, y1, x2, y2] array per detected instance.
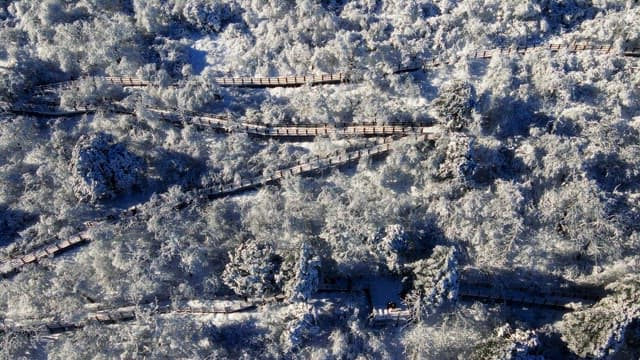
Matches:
[[222, 240, 280, 298], [70, 133, 145, 203], [470, 324, 543, 360], [432, 80, 476, 131], [559, 274, 640, 359], [285, 242, 321, 302], [405, 246, 459, 321]]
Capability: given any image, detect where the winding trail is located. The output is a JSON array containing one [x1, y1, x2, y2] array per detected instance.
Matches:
[[1, 40, 632, 335], [1, 274, 607, 335], [31, 42, 640, 92], [0, 135, 432, 277], [4, 102, 440, 138], [0, 298, 260, 336]]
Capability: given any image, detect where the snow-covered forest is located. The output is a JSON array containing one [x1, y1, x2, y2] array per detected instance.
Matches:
[[1, 0, 640, 358]]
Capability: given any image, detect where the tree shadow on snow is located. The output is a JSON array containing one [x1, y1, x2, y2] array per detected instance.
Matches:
[[214, 319, 271, 358], [460, 266, 607, 328], [0, 206, 38, 247], [106, 150, 206, 209], [488, 1, 602, 47], [320, 0, 350, 16], [584, 152, 640, 193], [480, 98, 552, 139], [187, 47, 208, 75], [470, 144, 528, 186]]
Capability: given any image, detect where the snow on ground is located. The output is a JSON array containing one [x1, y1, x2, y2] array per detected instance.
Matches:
[[1, 1, 640, 358]]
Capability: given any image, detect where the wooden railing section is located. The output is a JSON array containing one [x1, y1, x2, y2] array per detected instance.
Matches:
[[0, 135, 430, 276], [4, 103, 442, 139], [30, 43, 640, 92], [0, 299, 257, 335]]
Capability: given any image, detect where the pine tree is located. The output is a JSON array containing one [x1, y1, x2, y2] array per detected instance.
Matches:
[[432, 80, 476, 131], [405, 246, 459, 321], [559, 274, 640, 359], [222, 240, 280, 298], [70, 133, 145, 203], [285, 242, 321, 302], [374, 224, 409, 272]]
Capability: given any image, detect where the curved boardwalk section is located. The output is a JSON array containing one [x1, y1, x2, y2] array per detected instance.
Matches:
[[0, 135, 432, 276], [0, 232, 90, 278], [4, 103, 442, 139], [30, 43, 640, 92], [0, 299, 257, 336]]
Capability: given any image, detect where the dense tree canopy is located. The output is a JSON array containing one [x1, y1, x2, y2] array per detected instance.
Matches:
[[1, 0, 640, 358]]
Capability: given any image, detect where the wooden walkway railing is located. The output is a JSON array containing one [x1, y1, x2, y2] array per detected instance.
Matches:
[[214, 72, 347, 87], [4, 103, 442, 139], [0, 299, 258, 335], [0, 135, 428, 276], [30, 43, 640, 92]]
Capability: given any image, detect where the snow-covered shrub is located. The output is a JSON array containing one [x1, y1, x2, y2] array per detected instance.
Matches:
[[405, 245, 459, 321], [538, 178, 625, 267], [222, 239, 280, 298], [432, 80, 475, 131], [153, 75, 222, 111], [559, 274, 640, 359], [59, 77, 125, 109], [281, 304, 317, 353], [132, 0, 177, 33], [70, 132, 145, 203], [470, 324, 543, 360], [182, 1, 240, 33]]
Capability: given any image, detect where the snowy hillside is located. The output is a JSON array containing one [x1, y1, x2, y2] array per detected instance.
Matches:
[[1, 0, 640, 359]]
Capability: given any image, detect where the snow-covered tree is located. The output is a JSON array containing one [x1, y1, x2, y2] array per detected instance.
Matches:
[[371, 224, 409, 272], [222, 239, 280, 298], [59, 77, 125, 109], [285, 242, 321, 302], [281, 304, 317, 353], [405, 245, 459, 321], [558, 274, 640, 359], [432, 80, 476, 131], [70, 132, 145, 203], [432, 134, 475, 182], [182, 1, 239, 33]]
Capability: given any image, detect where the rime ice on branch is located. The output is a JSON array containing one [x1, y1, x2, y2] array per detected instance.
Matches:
[[404, 245, 459, 321], [559, 274, 640, 359], [70, 133, 145, 203]]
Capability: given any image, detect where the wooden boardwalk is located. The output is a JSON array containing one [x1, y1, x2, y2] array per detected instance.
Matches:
[[0, 299, 257, 336], [214, 72, 347, 87], [406, 42, 640, 71], [0, 135, 430, 276], [0, 232, 90, 278], [30, 43, 640, 92], [4, 103, 442, 139]]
